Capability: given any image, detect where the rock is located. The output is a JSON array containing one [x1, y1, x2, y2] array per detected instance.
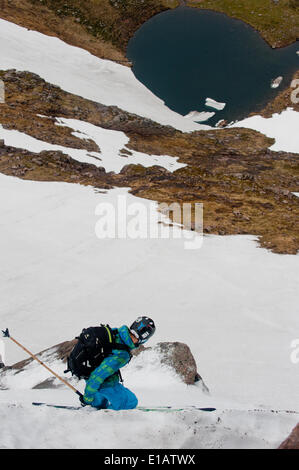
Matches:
[[120, 148, 133, 156], [32, 377, 61, 389], [278, 423, 299, 449], [216, 119, 228, 128], [155, 342, 199, 385], [133, 341, 204, 386]]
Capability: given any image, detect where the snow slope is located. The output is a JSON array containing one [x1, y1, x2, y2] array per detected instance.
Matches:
[[1, 351, 298, 449], [0, 19, 209, 132], [1, 389, 297, 449], [0, 173, 298, 413]]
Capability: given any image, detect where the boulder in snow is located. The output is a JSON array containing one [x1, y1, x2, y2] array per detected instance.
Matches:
[[155, 342, 203, 385]]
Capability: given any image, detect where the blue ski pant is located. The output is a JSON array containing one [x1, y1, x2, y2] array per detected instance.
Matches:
[[91, 383, 138, 410]]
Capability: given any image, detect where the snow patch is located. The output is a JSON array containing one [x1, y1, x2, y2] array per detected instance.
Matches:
[[0, 122, 185, 173], [231, 109, 299, 154], [270, 76, 283, 89], [205, 97, 226, 111], [56, 118, 186, 173], [184, 110, 215, 122]]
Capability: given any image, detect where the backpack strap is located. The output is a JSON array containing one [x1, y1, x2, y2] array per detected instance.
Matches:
[[105, 325, 132, 355]]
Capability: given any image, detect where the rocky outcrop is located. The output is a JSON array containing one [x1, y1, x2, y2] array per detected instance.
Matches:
[[279, 423, 299, 449], [0, 339, 207, 390], [132, 341, 207, 388]]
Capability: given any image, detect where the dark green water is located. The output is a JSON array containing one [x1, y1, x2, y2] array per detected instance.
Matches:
[[127, 7, 299, 126]]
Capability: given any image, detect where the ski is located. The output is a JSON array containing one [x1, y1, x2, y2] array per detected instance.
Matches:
[[137, 406, 216, 412], [32, 402, 82, 410], [32, 402, 216, 412]]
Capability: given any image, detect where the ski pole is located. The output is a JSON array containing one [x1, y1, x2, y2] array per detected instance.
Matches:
[[1, 328, 83, 398]]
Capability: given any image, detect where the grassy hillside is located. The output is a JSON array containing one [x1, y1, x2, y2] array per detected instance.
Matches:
[[29, 0, 170, 50], [187, 0, 299, 47]]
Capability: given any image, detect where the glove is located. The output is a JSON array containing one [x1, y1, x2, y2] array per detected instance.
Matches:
[[79, 394, 87, 407]]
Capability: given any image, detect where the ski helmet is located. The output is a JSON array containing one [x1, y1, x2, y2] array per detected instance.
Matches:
[[130, 316, 156, 345]]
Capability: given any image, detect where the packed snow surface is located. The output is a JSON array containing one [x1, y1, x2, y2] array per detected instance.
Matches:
[[232, 108, 299, 154], [0, 18, 209, 132], [1, 351, 298, 449]]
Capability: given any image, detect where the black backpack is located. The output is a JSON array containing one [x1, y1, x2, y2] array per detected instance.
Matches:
[[64, 324, 131, 380]]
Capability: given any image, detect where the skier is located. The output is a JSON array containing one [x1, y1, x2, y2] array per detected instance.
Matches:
[[79, 316, 156, 410]]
